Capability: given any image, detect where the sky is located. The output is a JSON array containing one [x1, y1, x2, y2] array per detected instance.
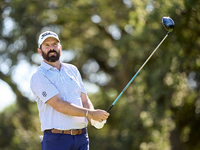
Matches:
[[0, 79, 16, 111], [0, 60, 37, 112]]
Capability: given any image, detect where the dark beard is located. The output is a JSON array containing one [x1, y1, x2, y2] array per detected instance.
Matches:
[[41, 49, 60, 62]]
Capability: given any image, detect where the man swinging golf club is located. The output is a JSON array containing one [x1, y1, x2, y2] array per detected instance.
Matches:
[[30, 31, 109, 150]]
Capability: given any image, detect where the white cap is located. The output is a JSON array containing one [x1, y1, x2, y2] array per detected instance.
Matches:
[[38, 31, 60, 48]]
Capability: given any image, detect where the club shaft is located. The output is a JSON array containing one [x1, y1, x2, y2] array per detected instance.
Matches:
[[107, 31, 169, 112]]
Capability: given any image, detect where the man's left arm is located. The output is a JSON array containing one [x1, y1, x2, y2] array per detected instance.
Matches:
[[81, 92, 108, 129], [81, 92, 94, 111]]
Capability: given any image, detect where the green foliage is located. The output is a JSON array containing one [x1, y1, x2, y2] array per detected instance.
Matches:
[[1, 0, 200, 149]]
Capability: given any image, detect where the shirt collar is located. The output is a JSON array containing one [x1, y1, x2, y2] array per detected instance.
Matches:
[[41, 61, 55, 70], [41, 60, 63, 71]]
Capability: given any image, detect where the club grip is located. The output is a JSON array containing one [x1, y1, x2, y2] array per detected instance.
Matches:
[[106, 105, 114, 112]]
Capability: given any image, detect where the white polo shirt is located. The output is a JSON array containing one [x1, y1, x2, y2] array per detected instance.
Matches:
[[30, 61, 88, 131]]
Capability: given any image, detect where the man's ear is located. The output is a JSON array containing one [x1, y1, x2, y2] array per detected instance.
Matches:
[[38, 48, 42, 56]]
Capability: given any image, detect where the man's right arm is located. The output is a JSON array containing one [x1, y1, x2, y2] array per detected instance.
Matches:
[[46, 94, 109, 122]]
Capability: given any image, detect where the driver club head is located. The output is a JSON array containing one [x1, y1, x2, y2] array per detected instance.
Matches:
[[162, 17, 175, 32]]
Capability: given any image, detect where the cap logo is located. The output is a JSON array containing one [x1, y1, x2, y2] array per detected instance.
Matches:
[[38, 31, 59, 48], [41, 32, 57, 40]]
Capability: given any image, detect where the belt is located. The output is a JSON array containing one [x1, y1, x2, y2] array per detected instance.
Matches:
[[44, 128, 87, 135]]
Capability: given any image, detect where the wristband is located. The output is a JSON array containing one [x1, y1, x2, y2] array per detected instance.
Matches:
[[86, 109, 89, 117]]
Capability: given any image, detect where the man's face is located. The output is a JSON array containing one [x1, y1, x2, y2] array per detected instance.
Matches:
[[40, 37, 61, 62]]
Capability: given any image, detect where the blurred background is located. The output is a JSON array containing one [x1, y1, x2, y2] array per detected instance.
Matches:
[[0, 0, 200, 149]]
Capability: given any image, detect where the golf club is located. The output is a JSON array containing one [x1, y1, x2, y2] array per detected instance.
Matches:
[[106, 17, 175, 112]]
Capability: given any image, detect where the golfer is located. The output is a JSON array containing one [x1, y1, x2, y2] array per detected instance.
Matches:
[[30, 31, 109, 150]]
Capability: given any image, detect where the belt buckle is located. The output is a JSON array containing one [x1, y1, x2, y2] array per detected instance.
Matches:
[[71, 130, 76, 135]]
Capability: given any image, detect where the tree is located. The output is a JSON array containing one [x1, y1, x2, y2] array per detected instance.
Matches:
[[0, 0, 200, 149]]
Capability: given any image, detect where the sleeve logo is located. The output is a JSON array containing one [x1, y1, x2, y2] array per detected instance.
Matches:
[[42, 91, 47, 97]]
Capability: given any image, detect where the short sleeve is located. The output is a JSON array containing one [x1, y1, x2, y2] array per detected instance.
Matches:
[[30, 73, 59, 103]]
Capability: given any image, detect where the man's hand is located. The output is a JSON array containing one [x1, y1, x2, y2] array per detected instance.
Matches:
[[87, 109, 109, 122]]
